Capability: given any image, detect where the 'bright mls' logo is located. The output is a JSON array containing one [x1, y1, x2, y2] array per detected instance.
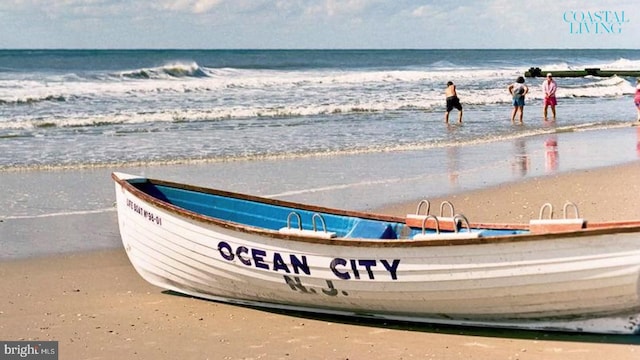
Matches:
[[563, 10, 629, 34]]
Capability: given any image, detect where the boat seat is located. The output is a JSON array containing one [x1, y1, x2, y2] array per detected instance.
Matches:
[[279, 212, 337, 239], [412, 231, 482, 241], [406, 214, 459, 231], [530, 202, 585, 233], [529, 218, 586, 233], [278, 227, 337, 239]]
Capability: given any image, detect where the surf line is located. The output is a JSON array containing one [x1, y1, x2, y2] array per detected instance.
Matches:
[[1, 207, 116, 220]]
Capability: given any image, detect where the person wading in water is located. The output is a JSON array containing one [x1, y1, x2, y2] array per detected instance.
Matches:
[[445, 81, 463, 124]]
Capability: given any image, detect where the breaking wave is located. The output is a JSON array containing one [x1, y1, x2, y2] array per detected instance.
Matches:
[[0, 94, 69, 105], [117, 61, 209, 79]]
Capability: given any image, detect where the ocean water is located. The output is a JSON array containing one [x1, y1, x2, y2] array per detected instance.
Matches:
[[1, 49, 640, 170]]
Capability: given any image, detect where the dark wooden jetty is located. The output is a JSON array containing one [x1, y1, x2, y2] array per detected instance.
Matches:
[[525, 67, 640, 78]]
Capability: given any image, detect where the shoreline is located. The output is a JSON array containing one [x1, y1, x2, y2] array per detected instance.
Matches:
[[2, 160, 640, 359]]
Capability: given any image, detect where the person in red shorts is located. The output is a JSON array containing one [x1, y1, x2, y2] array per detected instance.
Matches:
[[542, 73, 557, 121]]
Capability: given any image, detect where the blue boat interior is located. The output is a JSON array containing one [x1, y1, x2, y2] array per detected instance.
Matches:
[[133, 181, 524, 239]]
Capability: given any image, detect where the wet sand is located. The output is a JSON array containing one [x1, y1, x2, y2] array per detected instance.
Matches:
[[1, 161, 640, 359]]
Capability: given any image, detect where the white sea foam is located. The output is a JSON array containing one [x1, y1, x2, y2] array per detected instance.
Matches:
[[591, 58, 640, 70], [0, 207, 115, 220], [0, 67, 634, 132]]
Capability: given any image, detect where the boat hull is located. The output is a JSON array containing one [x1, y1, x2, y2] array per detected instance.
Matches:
[[113, 173, 640, 334]]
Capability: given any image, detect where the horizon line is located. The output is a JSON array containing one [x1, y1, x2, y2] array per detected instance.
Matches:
[[1, 47, 640, 51]]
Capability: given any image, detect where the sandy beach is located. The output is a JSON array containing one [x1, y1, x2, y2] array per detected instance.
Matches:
[[2, 158, 640, 359]]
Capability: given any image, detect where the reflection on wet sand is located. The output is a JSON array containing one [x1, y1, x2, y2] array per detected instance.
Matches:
[[447, 146, 460, 185], [636, 126, 640, 157], [512, 138, 529, 177], [545, 136, 559, 172]]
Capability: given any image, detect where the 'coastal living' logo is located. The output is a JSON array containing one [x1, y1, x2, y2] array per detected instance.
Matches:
[[563, 10, 629, 34]]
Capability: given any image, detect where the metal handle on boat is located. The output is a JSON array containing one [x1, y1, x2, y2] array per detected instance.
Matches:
[[538, 203, 554, 220], [286, 212, 303, 230], [563, 201, 580, 219], [453, 214, 472, 233], [420, 214, 440, 235], [311, 213, 329, 233], [440, 201, 455, 217], [415, 199, 431, 215]]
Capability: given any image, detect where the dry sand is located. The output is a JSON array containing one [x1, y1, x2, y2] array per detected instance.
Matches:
[[1, 162, 640, 359], [382, 161, 640, 224]]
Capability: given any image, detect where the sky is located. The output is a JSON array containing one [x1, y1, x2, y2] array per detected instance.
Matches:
[[1, 0, 639, 49]]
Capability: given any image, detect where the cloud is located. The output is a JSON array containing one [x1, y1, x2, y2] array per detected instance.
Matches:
[[160, 0, 224, 14], [3, 0, 138, 17], [411, 5, 437, 18], [324, 0, 369, 16], [304, 0, 372, 17], [0, 0, 637, 48]]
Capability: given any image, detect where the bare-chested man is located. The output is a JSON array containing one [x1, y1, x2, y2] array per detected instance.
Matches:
[[445, 81, 463, 124]]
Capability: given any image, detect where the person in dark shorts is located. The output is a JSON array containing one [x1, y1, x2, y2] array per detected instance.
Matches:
[[445, 81, 463, 123]]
